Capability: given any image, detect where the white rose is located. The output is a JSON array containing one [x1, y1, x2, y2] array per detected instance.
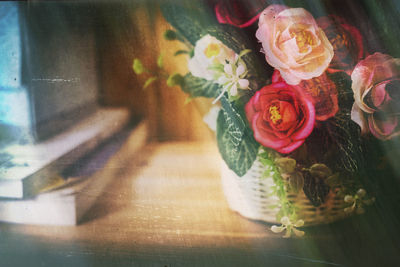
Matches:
[[188, 34, 236, 81]]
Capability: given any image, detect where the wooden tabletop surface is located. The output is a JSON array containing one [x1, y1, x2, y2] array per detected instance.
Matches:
[[1, 142, 400, 267]]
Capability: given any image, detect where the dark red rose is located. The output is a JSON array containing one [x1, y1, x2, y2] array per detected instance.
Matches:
[[272, 70, 339, 121], [298, 74, 339, 121], [214, 0, 268, 28], [245, 81, 315, 154], [317, 15, 365, 75]]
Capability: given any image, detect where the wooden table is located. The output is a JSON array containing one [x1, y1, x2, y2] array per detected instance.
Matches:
[[1, 142, 400, 267]]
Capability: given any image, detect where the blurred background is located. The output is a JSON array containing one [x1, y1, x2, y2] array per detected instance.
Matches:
[[0, 0, 214, 150]]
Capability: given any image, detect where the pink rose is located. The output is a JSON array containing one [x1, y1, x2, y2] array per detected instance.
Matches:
[[317, 15, 365, 75], [214, 0, 267, 28], [351, 52, 400, 140], [256, 5, 334, 85], [272, 70, 338, 121], [245, 81, 315, 154]]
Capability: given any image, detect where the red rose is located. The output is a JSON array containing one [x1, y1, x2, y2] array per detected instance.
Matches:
[[245, 81, 316, 154], [272, 70, 338, 121], [317, 15, 365, 75], [214, 0, 268, 28]]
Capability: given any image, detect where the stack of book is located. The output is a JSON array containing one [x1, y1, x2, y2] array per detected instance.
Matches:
[[0, 108, 148, 225]]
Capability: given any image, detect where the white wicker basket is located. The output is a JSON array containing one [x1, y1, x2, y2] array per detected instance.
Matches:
[[221, 158, 350, 225]]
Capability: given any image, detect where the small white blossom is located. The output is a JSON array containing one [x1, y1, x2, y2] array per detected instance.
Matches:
[[344, 188, 375, 214], [213, 60, 250, 104], [219, 63, 249, 95], [271, 216, 305, 238]]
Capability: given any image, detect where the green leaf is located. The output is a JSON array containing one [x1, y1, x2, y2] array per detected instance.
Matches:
[[288, 171, 304, 194], [238, 49, 252, 58], [275, 158, 297, 174], [133, 58, 144, 75], [174, 50, 189, 56], [219, 96, 246, 147], [143, 77, 157, 89], [309, 164, 332, 179], [163, 29, 183, 41], [325, 173, 341, 187], [167, 73, 184, 87], [303, 171, 330, 207], [217, 109, 259, 177], [207, 63, 224, 73], [160, 2, 216, 45], [260, 157, 273, 167], [157, 53, 164, 68], [326, 111, 364, 173], [181, 73, 221, 98]]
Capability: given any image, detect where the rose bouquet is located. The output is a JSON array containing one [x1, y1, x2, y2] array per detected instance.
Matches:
[[134, 1, 400, 237]]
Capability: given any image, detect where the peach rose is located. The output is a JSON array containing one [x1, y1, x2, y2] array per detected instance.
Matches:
[[256, 5, 334, 85], [351, 53, 400, 140]]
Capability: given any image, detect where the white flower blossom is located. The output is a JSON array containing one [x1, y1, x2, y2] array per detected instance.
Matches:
[[188, 35, 251, 103], [344, 188, 375, 214], [213, 59, 250, 104], [219, 63, 249, 94], [271, 216, 305, 238], [188, 35, 235, 81]]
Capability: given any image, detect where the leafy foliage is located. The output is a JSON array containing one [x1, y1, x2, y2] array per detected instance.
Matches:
[[181, 73, 222, 98], [163, 29, 185, 42], [320, 73, 365, 174], [288, 172, 304, 194], [303, 171, 331, 207], [217, 109, 259, 177], [259, 152, 298, 221], [206, 24, 271, 89], [219, 96, 246, 146], [160, 1, 217, 45], [167, 73, 184, 87], [325, 111, 364, 173]]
